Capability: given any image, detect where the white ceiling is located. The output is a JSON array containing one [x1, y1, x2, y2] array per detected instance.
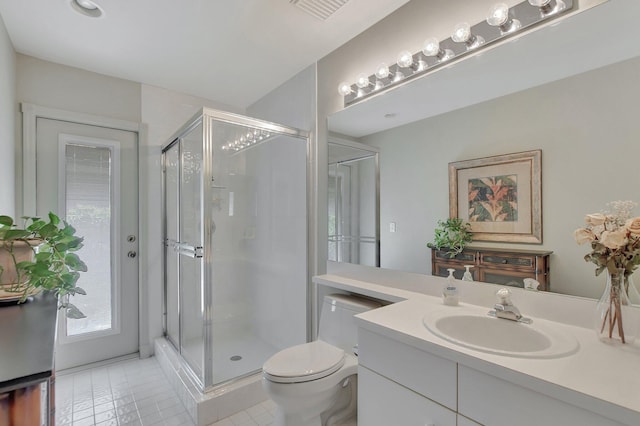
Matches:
[[0, 0, 410, 109]]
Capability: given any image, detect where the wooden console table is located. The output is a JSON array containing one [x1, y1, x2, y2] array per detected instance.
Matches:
[[430, 247, 552, 291]]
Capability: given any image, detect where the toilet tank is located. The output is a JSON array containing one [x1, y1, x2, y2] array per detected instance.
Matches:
[[318, 294, 381, 353]]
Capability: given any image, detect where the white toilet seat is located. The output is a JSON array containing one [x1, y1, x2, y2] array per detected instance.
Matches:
[[263, 340, 346, 384]]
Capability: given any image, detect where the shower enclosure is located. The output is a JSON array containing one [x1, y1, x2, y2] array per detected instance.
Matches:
[[328, 138, 380, 267], [162, 108, 309, 392]]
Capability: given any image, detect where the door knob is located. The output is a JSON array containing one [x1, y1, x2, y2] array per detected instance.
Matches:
[[128, 251, 137, 258]]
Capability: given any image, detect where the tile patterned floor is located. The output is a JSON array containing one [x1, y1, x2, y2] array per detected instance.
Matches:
[[54, 356, 276, 426], [55, 356, 356, 426]]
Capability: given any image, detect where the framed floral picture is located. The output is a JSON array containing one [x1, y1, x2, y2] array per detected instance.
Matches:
[[448, 150, 542, 243]]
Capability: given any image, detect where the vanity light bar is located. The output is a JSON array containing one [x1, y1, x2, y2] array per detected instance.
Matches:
[[339, 0, 572, 107]]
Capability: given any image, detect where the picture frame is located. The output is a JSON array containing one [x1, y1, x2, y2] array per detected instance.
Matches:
[[448, 150, 542, 244]]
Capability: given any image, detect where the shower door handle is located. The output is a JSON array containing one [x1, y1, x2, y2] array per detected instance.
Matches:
[[175, 242, 204, 258]]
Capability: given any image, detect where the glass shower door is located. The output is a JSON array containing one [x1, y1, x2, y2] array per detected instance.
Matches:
[[206, 118, 308, 386], [178, 124, 205, 385]]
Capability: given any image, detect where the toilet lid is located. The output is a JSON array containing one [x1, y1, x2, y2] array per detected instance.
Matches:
[[263, 340, 345, 384]]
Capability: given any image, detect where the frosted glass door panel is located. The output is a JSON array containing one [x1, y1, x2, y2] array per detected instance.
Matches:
[[65, 144, 113, 335], [179, 125, 205, 383], [164, 145, 180, 347]]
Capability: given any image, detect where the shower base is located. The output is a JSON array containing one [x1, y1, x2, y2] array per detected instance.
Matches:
[[181, 333, 279, 385], [155, 336, 270, 425]]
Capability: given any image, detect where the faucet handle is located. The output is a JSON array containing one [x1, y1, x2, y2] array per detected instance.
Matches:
[[495, 288, 513, 305]]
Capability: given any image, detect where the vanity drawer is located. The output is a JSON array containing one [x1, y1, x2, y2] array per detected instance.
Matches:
[[433, 250, 476, 264], [358, 328, 457, 410], [358, 366, 456, 426], [458, 366, 628, 426], [479, 252, 536, 270]]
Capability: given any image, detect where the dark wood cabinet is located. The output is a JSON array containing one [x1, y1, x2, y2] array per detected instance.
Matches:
[[0, 293, 58, 426], [431, 247, 552, 291]]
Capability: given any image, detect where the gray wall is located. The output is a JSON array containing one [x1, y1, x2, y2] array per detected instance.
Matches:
[[247, 64, 319, 339], [361, 56, 640, 299], [0, 15, 15, 215], [247, 64, 316, 131]]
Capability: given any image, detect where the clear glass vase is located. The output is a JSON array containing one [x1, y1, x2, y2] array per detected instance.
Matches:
[[594, 268, 638, 344]]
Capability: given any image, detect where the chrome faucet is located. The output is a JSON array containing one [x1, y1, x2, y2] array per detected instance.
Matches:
[[489, 288, 532, 324]]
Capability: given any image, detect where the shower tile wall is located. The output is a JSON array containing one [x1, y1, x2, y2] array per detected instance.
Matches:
[[248, 137, 308, 352]]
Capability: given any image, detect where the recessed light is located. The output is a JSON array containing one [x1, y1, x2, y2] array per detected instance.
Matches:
[[71, 0, 103, 18]]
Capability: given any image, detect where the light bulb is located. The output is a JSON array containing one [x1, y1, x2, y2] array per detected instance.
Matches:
[[529, 0, 565, 14], [451, 22, 471, 43], [422, 37, 440, 57], [486, 3, 509, 26], [375, 63, 390, 79], [338, 82, 353, 96], [423, 37, 454, 62], [452, 22, 484, 50], [396, 50, 414, 68], [487, 3, 521, 33], [356, 73, 370, 89]]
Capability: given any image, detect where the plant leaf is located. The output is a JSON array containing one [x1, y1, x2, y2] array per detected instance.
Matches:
[[73, 286, 87, 295], [66, 253, 88, 272], [3, 229, 32, 240], [65, 303, 86, 319], [0, 216, 13, 226], [48, 212, 60, 226]]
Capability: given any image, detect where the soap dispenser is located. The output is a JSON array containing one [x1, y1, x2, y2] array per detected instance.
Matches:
[[443, 268, 459, 306], [462, 265, 474, 282]]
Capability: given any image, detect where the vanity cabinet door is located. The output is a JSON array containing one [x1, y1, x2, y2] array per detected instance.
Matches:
[[358, 328, 457, 410], [359, 366, 456, 426], [458, 366, 629, 426]]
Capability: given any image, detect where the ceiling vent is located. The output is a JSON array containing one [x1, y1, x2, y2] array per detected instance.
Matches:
[[290, 0, 350, 20]]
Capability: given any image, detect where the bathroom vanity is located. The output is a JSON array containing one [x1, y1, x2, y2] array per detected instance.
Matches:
[[313, 272, 640, 426]]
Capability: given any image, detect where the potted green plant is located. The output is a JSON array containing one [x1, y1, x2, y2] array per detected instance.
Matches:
[[427, 218, 473, 258], [0, 213, 87, 318]]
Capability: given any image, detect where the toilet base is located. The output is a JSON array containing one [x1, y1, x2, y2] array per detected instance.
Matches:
[[271, 374, 357, 426]]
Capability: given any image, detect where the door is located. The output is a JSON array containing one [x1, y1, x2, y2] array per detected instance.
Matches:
[[35, 117, 139, 370]]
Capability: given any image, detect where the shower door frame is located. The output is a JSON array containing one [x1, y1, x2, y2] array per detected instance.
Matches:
[[162, 108, 311, 392]]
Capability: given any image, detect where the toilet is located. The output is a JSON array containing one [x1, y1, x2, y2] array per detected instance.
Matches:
[[262, 294, 381, 426]]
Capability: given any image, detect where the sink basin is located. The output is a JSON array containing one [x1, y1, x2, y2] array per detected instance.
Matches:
[[423, 311, 579, 359]]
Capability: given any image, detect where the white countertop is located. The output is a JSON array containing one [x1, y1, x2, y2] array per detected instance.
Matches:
[[313, 273, 640, 426]]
